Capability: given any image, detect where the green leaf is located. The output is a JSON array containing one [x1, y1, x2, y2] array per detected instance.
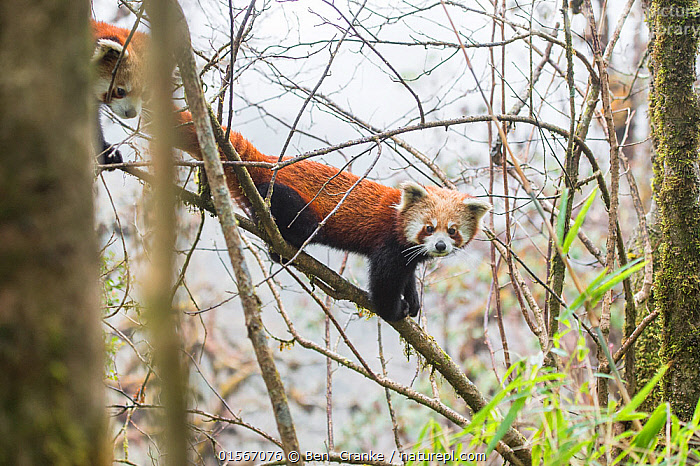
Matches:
[[631, 403, 668, 451], [556, 188, 570, 247], [588, 260, 645, 307], [552, 441, 590, 466], [563, 188, 597, 254], [568, 268, 608, 312], [414, 418, 438, 445], [486, 396, 526, 456], [464, 361, 526, 433], [532, 441, 543, 466], [616, 365, 668, 422], [569, 259, 645, 312], [691, 396, 700, 428]]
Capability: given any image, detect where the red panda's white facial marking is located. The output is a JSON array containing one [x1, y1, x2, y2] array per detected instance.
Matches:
[[92, 39, 144, 119], [396, 182, 492, 261], [419, 219, 456, 256]]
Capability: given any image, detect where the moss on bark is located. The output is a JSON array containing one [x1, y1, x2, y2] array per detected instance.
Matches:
[[648, 0, 700, 421], [628, 207, 663, 411], [630, 262, 663, 410], [0, 2, 109, 464]]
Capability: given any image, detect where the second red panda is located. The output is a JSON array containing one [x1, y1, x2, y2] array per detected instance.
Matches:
[[91, 20, 149, 165], [175, 112, 491, 322]]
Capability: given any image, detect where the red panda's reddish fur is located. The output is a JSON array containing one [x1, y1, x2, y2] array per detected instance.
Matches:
[[93, 19, 491, 322], [91, 21, 149, 95], [92, 21, 148, 54], [175, 111, 410, 256]]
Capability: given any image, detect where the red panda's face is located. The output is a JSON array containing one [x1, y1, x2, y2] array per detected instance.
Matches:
[[92, 39, 146, 119], [396, 182, 491, 260]]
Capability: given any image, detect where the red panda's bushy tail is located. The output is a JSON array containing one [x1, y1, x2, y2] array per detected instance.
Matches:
[[173, 110, 271, 165], [173, 110, 275, 209]]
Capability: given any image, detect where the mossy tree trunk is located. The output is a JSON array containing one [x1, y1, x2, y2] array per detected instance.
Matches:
[[0, 1, 109, 464], [629, 207, 663, 411], [647, 0, 700, 421]]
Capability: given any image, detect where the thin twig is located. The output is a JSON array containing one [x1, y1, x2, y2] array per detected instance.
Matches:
[[583, 0, 624, 414], [377, 321, 405, 460], [322, 0, 425, 124], [172, 5, 302, 461]]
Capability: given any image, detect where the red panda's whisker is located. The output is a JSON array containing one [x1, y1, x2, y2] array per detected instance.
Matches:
[[402, 245, 426, 262], [402, 244, 425, 255], [166, 103, 492, 320]]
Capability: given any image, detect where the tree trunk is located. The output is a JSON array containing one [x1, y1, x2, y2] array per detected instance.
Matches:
[[648, 0, 700, 421], [0, 2, 108, 464], [629, 206, 663, 411]]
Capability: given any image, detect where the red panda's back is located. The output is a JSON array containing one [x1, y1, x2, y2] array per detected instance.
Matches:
[[171, 113, 405, 253], [271, 160, 403, 254]]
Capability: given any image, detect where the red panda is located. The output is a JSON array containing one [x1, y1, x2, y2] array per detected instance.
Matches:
[[173, 112, 492, 322], [91, 20, 149, 165]]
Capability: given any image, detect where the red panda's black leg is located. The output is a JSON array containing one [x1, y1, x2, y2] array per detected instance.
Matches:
[[98, 140, 123, 166], [368, 268, 408, 321], [403, 276, 420, 317], [256, 183, 323, 259], [96, 108, 123, 168], [368, 242, 420, 321]]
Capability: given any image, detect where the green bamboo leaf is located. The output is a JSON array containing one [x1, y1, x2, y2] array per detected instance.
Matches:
[[568, 268, 609, 312], [463, 389, 507, 434], [563, 188, 597, 254], [588, 260, 645, 307], [552, 441, 590, 466], [594, 258, 643, 290], [486, 396, 527, 456], [567, 259, 645, 317], [414, 418, 437, 445], [532, 441, 543, 466], [463, 361, 526, 433], [631, 403, 668, 451], [616, 365, 668, 421], [689, 395, 700, 429], [556, 188, 570, 247]]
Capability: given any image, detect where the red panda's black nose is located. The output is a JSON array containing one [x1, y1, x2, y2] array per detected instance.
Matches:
[[435, 240, 446, 252], [125, 108, 137, 118]]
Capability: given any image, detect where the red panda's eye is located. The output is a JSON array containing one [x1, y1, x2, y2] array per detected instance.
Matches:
[[113, 87, 127, 99], [448, 227, 456, 236], [425, 225, 435, 234]]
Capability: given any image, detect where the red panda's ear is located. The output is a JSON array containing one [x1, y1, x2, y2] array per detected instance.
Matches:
[[92, 39, 128, 64], [396, 181, 428, 211], [463, 198, 492, 222]]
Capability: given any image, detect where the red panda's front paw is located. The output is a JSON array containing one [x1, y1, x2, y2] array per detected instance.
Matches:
[[269, 249, 282, 263], [373, 300, 409, 322], [400, 299, 419, 318], [98, 143, 123, 169], [406, 300, 420, 318]]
